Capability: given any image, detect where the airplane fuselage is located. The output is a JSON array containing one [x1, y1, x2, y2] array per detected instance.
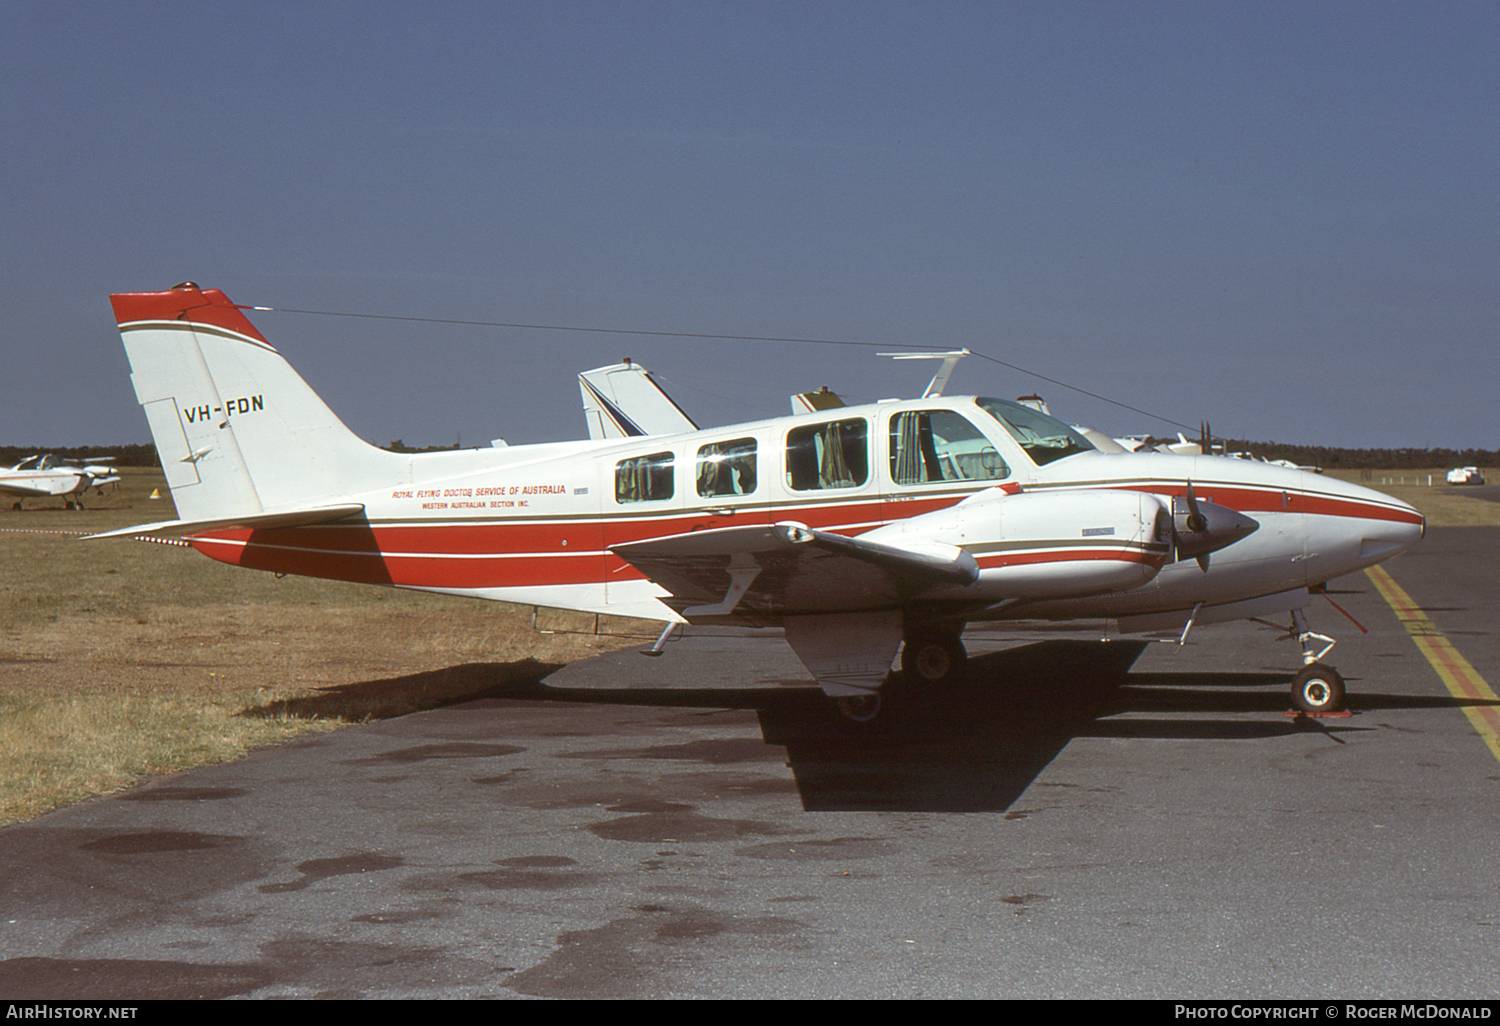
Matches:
[[178, 393, 1422, 634]]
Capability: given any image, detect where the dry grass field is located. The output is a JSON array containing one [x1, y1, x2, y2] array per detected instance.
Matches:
[[1323, 467, 1500, 527], [0, 468, 651, 824], [2, 464, 1495, 825]]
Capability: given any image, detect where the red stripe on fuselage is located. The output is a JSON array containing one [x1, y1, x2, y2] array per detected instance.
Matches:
[[183, 478, 1404, 593], [973, 547, 1165, 570], [187, 531, 610, 588], [185, 495, 958, 590], [1043, 480, 1423, 526]]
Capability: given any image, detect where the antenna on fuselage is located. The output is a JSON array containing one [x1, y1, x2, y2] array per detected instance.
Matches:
[[876, 349, 972, 398]]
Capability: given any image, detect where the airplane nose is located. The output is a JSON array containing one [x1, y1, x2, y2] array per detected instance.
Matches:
[[1347, 480, 1425, 563]]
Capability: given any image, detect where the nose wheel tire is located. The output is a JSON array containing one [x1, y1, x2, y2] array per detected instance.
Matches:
[[1290, 663, 1346, 714], [901, 630, 968, 688]]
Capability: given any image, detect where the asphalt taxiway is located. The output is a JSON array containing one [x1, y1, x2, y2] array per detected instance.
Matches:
[[1, 527, 1497, 999]]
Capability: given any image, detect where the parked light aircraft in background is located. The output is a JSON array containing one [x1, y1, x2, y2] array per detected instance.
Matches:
[[1, 454, 120, 510], [93, 283, 1425, 723]]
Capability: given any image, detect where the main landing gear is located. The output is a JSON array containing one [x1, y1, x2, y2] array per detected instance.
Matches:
[[899, 627, 968, 689], [1287, 608, 1346, 715], [832, 625, 969, 727]]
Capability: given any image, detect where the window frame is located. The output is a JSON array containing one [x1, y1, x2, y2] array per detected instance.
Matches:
[[614, 450, 676, 504], [695, 436, 759, 498], [785, 417, 871, 492], [887, 407, 1011, 487]]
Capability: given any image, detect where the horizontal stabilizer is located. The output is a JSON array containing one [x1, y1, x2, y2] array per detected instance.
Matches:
[[83, 503, 365, 540]]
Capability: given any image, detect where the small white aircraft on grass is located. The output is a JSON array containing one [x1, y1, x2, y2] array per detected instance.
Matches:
[[93, 283, 1424, 723], [1, 454, 120, 510]]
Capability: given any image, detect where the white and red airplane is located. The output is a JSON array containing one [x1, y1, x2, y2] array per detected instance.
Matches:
[[2, 454, 120, 510], [93, 283, 1424, 723]]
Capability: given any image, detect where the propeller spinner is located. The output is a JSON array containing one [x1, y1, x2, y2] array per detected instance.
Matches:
[[1172, 482, 1259, 571]]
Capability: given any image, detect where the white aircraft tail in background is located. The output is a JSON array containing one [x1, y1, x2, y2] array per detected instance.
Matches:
[[579, 359, 697, 440]]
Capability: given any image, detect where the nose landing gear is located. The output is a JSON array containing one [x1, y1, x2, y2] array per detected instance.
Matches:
[[1290, 662, 1346, 714], [1288, 608, 1347, 715]]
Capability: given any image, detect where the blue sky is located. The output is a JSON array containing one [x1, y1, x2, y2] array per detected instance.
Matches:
[[3, 0, 1495, 452]]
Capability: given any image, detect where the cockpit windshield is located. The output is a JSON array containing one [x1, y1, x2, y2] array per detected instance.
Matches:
[[975, 397, 1096, 466]]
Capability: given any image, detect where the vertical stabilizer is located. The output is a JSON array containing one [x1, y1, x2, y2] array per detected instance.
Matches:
[[110, 283, 405, 521]]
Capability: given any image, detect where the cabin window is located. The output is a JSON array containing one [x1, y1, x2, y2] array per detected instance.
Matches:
[[975, 397, 1096, 466], [696, 437, 758, 497], [889, 409, 1009, 485], [786, 418, 869, 491], [615, 451, 675, 503]]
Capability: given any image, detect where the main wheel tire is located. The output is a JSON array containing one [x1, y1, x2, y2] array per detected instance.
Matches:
[[901, 631, 968, 688], [1290, 663, 1346, 714], [834, 692, 883, 724]]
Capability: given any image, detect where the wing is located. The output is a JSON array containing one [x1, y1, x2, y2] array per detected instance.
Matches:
[[610, 521, 978, 626], [0, 479, 58, 498]]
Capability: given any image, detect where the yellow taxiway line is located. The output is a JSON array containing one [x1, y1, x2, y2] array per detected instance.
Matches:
[[1366, 564, 1500, 765]]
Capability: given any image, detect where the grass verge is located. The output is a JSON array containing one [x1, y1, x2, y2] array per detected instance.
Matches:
[[0, 469, 650, 824], [0, 687, 342, 824]]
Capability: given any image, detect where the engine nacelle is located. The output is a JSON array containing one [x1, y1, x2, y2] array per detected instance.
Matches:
[[863, 487, 1172, 600]]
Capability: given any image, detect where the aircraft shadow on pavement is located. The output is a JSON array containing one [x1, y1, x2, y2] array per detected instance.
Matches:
[[239, 658, 568, 722], [764, 643, 1500, 812], [757, 640, 1319, 813], [242, 641, 1499, 814]]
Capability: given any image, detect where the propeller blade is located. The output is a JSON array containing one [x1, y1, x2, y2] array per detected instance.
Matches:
[[1172, 483, 1259, 572], [1183, 480, 1208, 533]]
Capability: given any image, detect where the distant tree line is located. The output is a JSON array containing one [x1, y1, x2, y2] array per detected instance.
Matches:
[[379, 440, 467, 453], [0, 443, 161, 467], [1200, 440, 1498, 471]]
